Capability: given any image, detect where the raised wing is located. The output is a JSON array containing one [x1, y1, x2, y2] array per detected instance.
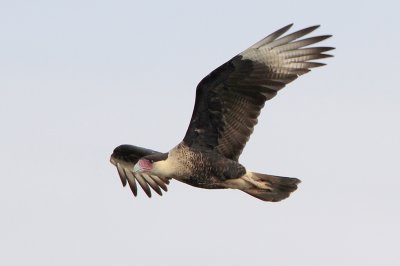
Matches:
[[110, 144, 170, 197], [183, 24, 334, 160]]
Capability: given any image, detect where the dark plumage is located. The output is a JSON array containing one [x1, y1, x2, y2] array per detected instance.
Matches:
[[110, 24, 334, 201]]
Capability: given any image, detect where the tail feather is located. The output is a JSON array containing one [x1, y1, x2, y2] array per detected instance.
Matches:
[[243, 172, 301, 202]]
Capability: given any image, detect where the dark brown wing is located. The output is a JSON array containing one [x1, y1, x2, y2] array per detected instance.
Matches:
[[110, 145, 170, 197], [183, 24, 334, 160]]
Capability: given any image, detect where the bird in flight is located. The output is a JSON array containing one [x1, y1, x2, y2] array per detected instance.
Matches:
[[110, 24, 333, 202]]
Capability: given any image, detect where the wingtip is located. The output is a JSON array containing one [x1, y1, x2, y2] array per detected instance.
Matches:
[[286, 23, 294, 29], [321, 46, 335, 52], [305, 25, 320, 33], [116, 163, 127, 187], [120, 178, 127, 187], [280, 23, 294, 33], [285, 24, 321, 33], [143, 187, 152, 198], [309, 62, 327, 68], [319, 54, 334, 59], [321, 34, 333, 40], [125, 170, 138, 197], [142, 173, 163, 196]]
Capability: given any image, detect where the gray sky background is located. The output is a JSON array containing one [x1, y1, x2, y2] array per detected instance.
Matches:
[[1, 1, 399, 265]]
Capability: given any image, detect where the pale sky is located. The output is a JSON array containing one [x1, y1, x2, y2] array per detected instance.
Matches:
[[1, 1, 399, 265]]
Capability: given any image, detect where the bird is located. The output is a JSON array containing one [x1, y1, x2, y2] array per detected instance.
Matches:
[[110, 24, 333, 202]]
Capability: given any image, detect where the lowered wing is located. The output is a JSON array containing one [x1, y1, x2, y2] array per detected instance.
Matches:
[[110, 144, 171, 197]]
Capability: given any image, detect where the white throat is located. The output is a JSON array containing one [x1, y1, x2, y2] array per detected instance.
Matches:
[[152, 158, 178, 178]]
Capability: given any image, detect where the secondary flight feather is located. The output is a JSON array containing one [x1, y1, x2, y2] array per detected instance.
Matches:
[[110, 24, 334, 201]]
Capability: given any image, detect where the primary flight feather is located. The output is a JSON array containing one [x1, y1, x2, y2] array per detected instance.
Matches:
[[110, 24, 334, 202]]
